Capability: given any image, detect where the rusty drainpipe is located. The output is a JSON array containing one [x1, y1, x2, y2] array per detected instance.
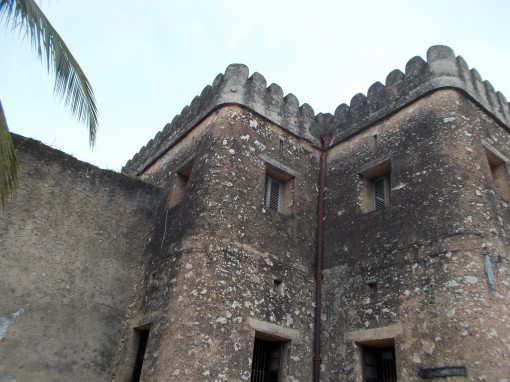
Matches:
[[313, 134, 332, 382]]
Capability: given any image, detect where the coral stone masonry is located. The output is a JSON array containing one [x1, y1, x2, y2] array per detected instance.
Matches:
[[1, 46, 510, 381]]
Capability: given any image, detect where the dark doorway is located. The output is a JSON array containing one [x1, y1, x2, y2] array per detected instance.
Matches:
[[251, 338, 283, 382], [131, 326, 150, 382], [363, 346, 397, 382]]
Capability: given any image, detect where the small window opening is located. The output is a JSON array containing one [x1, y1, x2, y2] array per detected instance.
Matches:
[[362, 344, 396, 382], [264, 164, 293, 214], [360, 160, 391, 213], [485, 148, 510, 200], [273, 278, 284, 296], [373, 175, 390, 210], [366, 279, 378, 293], [265, 176, 282, 212], [251, 337, 285, 382], [166, 161, 193, 209], [372, 133, 378, 150], [131, 325, 150, 382]]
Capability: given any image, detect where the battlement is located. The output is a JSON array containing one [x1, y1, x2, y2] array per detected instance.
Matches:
[[331, 45, 510, 145], [123, 64, 332, 174], [123, 45, 510, 175]]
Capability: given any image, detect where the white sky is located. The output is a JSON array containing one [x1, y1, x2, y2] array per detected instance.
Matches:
[[1, 0, 509, 171]]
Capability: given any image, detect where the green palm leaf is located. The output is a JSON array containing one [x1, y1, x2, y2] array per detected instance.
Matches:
[[0, 101, 18, 207], [1, 0, 98, 144], [0, 0, 98, 206]]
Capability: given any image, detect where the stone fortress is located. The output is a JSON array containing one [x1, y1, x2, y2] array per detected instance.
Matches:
[[1, 45, 509, 381]]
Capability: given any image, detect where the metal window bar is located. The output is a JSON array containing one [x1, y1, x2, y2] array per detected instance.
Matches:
[[251, 339, 281, 382], [252, 339, 268, 382], [268, 343, 281, 382], [381, 349, 396, 382], [363, 347, 396, 382]]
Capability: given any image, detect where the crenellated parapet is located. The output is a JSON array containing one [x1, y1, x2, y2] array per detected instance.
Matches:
[[330, 45, 510, 145], [123, 64, 329, 175], [123, 45, 510, 175]]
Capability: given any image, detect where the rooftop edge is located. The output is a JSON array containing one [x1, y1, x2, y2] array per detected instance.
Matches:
[[123, 45, 510, 175]]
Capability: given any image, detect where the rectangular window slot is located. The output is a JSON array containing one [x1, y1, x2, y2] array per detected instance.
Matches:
[[362, 345, 397, 382], [166, 160, 194, 209], [485, 147, 510, 200], [251, 337, 285, 382], [263, 163, 293, 215], [131, 325, 151, 382], [359, 159, 391, 213], [366, 279, 378, 293], [373, 175, 390, 210], [273, 278, 284, 296], [265, 176, 282, 212]]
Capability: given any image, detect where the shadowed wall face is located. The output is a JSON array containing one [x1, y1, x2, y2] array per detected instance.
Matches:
[[0, 135, 161, 382], [322, 90, 510, 381], [113, 106, 321, 381]]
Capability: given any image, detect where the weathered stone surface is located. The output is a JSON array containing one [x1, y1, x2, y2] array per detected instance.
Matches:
[[3, 46, 510, 382], [114, 106, 319, 381], [322, 90, 510, 381], [124, 46, 510, 177], [0, 135, 161, 382]]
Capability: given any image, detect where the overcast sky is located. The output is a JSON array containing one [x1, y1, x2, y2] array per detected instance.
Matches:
[[1, 0, 509, 171]]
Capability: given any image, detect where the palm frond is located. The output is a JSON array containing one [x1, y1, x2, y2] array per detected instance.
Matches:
[[0, 0, 98, 146], [0, 100, 18, 208]]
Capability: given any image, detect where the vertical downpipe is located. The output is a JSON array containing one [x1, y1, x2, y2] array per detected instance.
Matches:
[[313, 134, 331, 382]]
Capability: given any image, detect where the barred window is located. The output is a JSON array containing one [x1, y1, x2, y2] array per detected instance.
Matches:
[[362, 345, 397, 382], [251, 335, 290, 382]]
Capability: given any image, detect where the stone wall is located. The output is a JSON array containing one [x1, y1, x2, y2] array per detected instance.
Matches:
[[322, 89, 510, 381], [3, 45, 510, 382], [0, 135, 161, 382], [117, 46, 510, 381], [114, 106, 321, 381]]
